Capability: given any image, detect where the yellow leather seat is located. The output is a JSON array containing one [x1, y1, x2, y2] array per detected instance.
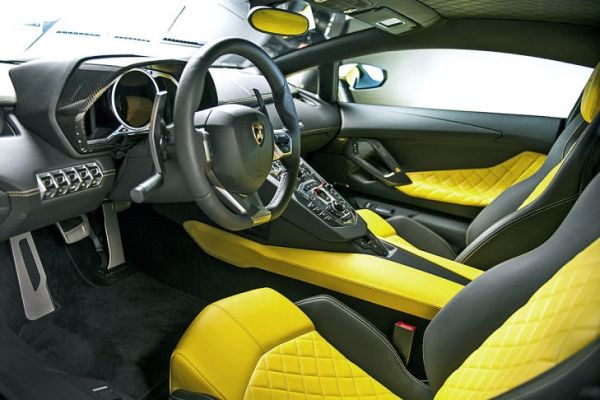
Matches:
[[170, 167, 600, 400], [359, 64, 600, 270], [357, 63, 600, 270]]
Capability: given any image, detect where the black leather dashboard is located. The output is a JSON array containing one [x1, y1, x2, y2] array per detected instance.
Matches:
[[0, 55, 340, 241]]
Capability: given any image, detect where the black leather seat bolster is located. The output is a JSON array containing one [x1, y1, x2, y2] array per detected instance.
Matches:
[[387, 216, 457, 259], [296, 295, 433, 400]]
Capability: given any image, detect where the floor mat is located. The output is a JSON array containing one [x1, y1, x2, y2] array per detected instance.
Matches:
[[18, 272, 206, 399]]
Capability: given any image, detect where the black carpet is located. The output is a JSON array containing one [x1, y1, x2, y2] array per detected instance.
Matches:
[[2, 203, 428, 399], [18, 272, 206, 399]]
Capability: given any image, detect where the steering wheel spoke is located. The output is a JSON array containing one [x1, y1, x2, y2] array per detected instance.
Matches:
[[246, 193, 271, 225], [214, 187, 271, 225], [212, 186, 249, 214]]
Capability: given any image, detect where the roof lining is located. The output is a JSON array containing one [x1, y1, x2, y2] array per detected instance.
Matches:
[[415, 0, 600, 28]]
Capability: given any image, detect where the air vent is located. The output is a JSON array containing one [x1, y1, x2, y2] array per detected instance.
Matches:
[[114, 35, 150, 42], [56, 30, 101, 37], [162, 37, 203, 46], [36, 162, 104, 201]]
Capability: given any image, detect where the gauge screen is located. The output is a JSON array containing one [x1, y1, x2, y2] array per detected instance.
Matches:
[[111, 69, 157, 129]]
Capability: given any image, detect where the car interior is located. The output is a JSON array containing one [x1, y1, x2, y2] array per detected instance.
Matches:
[[0, 0, 599, 399]]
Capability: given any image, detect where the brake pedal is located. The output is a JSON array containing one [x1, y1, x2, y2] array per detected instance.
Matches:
[[9, 232, 55, 320]]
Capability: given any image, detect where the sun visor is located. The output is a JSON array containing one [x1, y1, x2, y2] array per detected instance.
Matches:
[[352, 7, 417, 34]]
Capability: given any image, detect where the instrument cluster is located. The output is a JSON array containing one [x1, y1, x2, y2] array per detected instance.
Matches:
[[80, 63, 218, 152], [85, 68, 180, 143]]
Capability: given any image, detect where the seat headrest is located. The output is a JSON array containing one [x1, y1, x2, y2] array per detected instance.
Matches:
[[581, 62, 600, 123]]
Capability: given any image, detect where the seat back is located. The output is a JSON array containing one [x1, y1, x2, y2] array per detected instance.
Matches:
[[424, 169, 600, 398], [456, 64, 600, 269]]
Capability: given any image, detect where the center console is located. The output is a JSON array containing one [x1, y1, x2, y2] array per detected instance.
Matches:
[[179, 157, 480, 320], [271, 160, 356, 227], [265, 159, 389, 256]]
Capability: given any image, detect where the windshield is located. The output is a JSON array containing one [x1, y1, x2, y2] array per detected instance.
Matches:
[[0, 0, 370, 64]]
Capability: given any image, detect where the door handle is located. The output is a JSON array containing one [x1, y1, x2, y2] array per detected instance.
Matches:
[[346, 139, 411, 187]]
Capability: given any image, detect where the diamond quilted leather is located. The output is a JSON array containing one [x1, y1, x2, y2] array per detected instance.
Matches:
[[435, 237, 600, 400], [398, 151, 546, 207], [419, 0, 600, 27], [243, 331, 400, 400]]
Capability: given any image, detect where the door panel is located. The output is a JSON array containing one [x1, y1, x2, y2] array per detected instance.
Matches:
[[340, 103, 560, 169], [310, 103, 562, 219]]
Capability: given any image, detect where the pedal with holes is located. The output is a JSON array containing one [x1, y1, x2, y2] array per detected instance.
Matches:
[[10, 232, 55, 320]]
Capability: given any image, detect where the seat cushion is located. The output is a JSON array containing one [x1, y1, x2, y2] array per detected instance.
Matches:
[[296, 295, 432, 400], [170, 288, 314, 398], [244, 330, 398, 400], [170, 288, 400, 400]]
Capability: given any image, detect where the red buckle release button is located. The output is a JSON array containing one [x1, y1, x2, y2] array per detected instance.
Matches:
[[395, 321, 416, 332], [393, 321, 416, 364]]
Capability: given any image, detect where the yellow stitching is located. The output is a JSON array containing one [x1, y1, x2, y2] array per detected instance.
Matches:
[[6, 188, 40, 197], [7, 192, 40, 198], [6, 188, 39, 195]]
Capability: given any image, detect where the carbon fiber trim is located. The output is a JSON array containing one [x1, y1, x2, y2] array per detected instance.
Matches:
[[55, 57, 217, 154], [56, 64, 120, 153]]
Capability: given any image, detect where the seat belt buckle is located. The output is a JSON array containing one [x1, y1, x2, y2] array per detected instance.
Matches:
[[393, 321, 416, 364]]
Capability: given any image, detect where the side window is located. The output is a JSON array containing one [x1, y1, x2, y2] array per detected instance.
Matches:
[[287, 67, 319, 95], [339, 49, 593, 118]]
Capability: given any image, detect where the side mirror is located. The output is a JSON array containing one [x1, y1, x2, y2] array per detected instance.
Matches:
[[339, 63, 387, 90], [248, 7, 310, 37]]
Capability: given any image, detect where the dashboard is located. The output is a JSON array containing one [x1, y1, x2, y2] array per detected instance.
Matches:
[[0, 55, 341, 242]]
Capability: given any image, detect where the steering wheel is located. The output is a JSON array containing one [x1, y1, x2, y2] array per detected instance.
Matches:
[[174, 38, 301, 231]]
